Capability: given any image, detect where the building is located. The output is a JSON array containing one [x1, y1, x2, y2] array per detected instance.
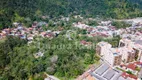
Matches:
[[141, 56, 142, 62], [119, 39, 142, 62], [96, 41, 112, 56], [34, 52, 44, 58], [120, 62, 142, 75], [96, 39, 141, 66], [96, 42, 122, 66], [121, 72, 137, 80], [77, 62, 139, 80], [119, 47, 135, 63]]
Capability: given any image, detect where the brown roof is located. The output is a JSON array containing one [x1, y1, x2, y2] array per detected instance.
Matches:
[[126, 63, 137, 70], [121, 72, 137, 80]]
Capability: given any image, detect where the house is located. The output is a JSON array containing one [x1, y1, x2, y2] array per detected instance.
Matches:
[[120, 63, 138, 75], [37, 21, 47, 27], [27, 35, 34, 41], [46, 32, 54, 39], [13, 22, 19, 26], [80, 40, 92, 46], [32, 21, 38, 28], [53, 31, 60, 37], [20, 34, 26, 39], [34, 52, 44, 58], [121, 72, 137, 80], [73, 22, 89, 29], [0, 33, 5, 39], [40, 32, 47, 37], [17, 25, 23, 30], [99, 21, 112, 26]]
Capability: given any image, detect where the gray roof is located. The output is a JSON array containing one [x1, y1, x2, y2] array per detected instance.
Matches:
[[118, 76, 128, 80], [90, 72, 105, 80], [103, 69, 115, 80], [135, 40, 142, 45], [111, 73, 122, 80], [95, 63, 109, 76], [38, 22, 47, 26]]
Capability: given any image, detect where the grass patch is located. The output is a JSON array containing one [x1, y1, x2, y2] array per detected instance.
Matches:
[[116, 67, 125, 72]]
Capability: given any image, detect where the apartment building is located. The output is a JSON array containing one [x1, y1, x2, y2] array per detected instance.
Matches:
[[106, 48, 122, 66], [96, 40, 139, 66], [119, 39, 142, 62], [120, 47, 136, 63], [96, 41, 112, 56], [96, 42, 122, 66]]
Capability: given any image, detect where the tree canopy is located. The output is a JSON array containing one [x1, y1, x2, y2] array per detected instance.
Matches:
[[0, 0, 142, 29]]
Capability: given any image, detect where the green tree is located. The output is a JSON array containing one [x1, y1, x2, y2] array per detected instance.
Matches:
[[112, 21, 131, 29]]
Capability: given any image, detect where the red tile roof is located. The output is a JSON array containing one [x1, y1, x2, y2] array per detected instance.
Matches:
[[91, 34, 96, 37], [47, 33, 54, 37], [134, 61, 142, 65], [121, 72, 137, 80], [80, 40, 92, 45], [80, 40, 87, 44], [126, 63, 137, 70], [121, 62, 138, 71]]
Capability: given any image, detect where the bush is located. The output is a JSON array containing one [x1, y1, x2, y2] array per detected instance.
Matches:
[[112, 21, 131, 29], [126, 70, 133, 75]]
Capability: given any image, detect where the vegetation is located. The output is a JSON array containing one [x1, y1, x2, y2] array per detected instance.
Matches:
[[0, 36, 27, 68], [0, 0, 141, 79], [87, 20, 98, 26], [116, 67, 136, 76], [112, 21, 131, 29], [0, 0, 142, 29], [0, 32, 100, 79], [104, 35, 121, 47], [0, 20, 122, 79], [135, 66, 141, 72], [126, 70, 133, 75], [0, 11, 123, 79], [116, 67, 125, 72]]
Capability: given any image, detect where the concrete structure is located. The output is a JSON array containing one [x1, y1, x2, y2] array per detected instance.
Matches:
[[119, 39, 142, 62], [96, 38, 142, 66], [77, 63, 137, 80], [96, 42, 112, 56], [141, 56, 142, 62], [96, 42, 122, 66]]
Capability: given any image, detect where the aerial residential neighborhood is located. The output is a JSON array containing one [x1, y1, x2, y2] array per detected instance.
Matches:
[[1, 0, 142, 80], [76, 19, 142, 80], [1, 17, 142, 80], [0, 22, 61, 41]]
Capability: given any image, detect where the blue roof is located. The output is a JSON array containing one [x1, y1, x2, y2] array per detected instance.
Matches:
[[113, 53, 118, 55]]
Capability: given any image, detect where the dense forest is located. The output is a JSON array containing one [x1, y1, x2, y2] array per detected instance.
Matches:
[[0, 35, 120, 80], [0, 0, 142, 29]]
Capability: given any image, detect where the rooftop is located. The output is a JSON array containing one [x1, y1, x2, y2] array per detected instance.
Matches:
[[135, 40, 142, 46], [121, 72, 137, 80]]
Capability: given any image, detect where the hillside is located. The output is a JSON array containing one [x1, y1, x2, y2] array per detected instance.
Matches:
[[0, 0, 142, 28]]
